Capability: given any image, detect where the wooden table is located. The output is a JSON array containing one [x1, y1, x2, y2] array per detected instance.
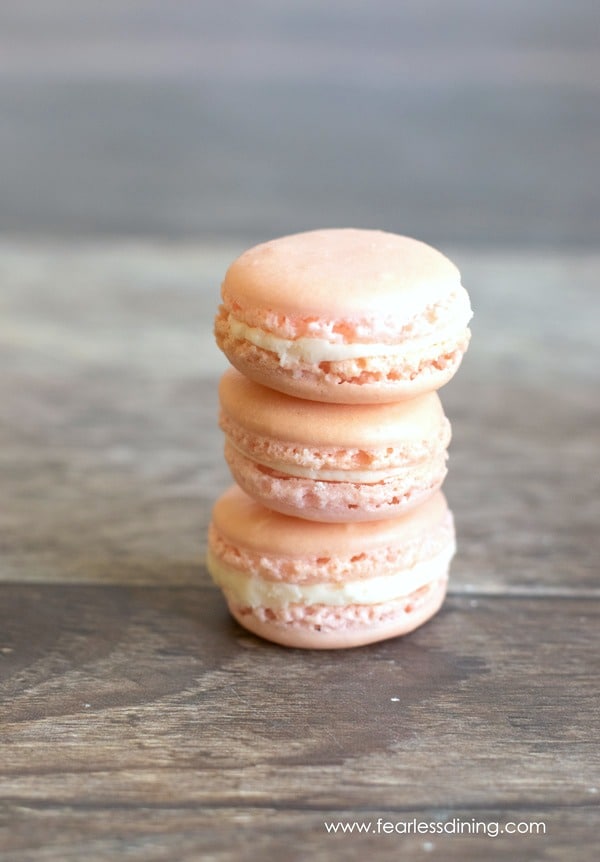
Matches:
[[1, 242, 598, 860]]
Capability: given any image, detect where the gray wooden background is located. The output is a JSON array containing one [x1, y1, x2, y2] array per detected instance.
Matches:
[[0, 0, 598, 245], [1, 2, 599, 861]]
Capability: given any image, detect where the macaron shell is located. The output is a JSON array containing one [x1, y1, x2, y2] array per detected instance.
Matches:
[[221, 229, 461, 322], [210, 485, 450, 559], [227, 576, 448, 649], [224, 439, 448, 522], [219, 366, 448, 448]]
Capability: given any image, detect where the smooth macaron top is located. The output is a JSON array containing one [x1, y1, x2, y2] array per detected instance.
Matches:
[[219, 366, 448, 449], [220, 228, 465, 337], [210, 484, 449, 559]]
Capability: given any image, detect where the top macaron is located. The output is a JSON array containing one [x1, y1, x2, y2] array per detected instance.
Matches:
[[215, 228, 472, 403]]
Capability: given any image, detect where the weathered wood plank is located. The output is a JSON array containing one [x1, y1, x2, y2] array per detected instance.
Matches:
[[0, 588, 598, 815], [1, 804, 597, 862]]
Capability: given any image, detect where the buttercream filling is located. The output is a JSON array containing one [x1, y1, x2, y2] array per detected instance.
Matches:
[[226, 293, 472, 365], [207, 541, 455, 608]]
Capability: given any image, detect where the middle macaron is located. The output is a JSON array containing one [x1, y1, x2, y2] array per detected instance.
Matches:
[[219, 367, 451, 522]]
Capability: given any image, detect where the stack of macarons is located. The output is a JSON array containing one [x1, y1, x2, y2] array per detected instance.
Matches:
[[208, 228, 472, 648]]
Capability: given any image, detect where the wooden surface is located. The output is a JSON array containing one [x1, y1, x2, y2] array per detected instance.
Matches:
[[1, 242, 599, 860]]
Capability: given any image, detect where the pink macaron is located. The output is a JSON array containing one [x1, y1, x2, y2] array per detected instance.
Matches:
[[219, 367, 451, 522], [207, 485, 455, 649], [215, 228, 472, 403]]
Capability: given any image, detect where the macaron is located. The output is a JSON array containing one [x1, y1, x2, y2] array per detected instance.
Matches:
[[207, 485, 455, 649], [214, 228, 472, 403], [219, 367, 451, 522]]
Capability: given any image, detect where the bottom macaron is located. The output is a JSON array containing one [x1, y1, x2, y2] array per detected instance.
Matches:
[[207, 485, 455, 649]]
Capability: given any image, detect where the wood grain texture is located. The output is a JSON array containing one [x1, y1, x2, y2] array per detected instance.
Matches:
[[0, 588, 598, 860], [2, 807, 597, 862]]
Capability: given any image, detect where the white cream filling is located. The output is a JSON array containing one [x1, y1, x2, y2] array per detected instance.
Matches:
[[229, 314, 402, 362], [228, 439, 418, 482], [207, 541, 455, 609], [227, 293, 472, 365]]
